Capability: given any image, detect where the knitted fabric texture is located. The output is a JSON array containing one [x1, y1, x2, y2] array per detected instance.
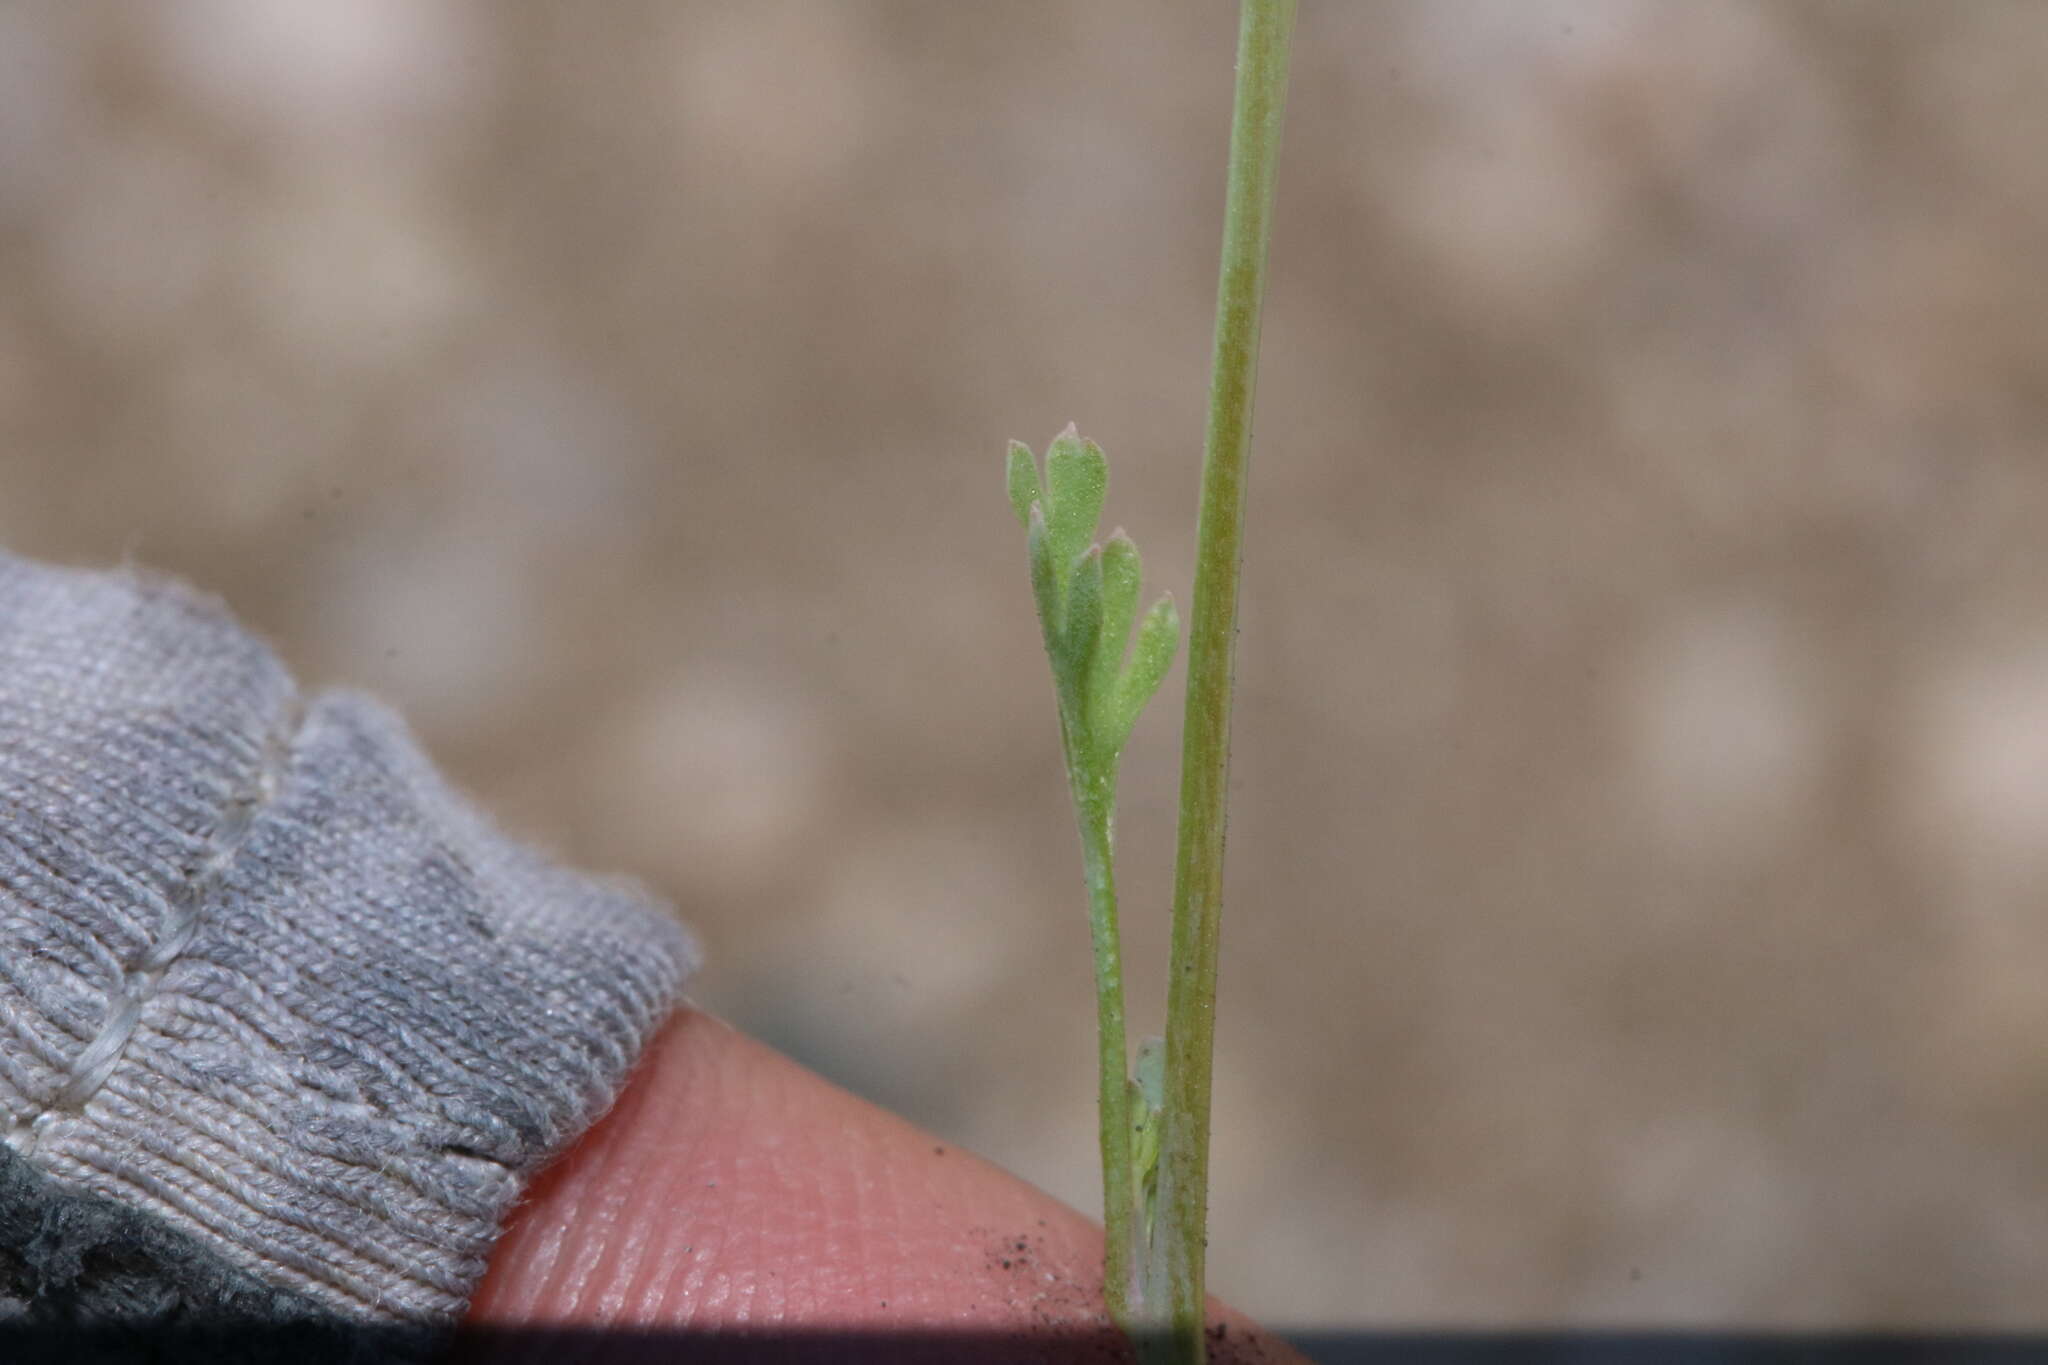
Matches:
[[0, 551, 698, 1331], [1, 1141, 427, 1364]]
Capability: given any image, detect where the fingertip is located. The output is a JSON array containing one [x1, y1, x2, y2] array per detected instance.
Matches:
[[471, 1009, 1304, 1363]]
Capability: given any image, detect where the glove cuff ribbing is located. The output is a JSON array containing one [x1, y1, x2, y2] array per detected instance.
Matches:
[[0, 552, 698, 1331]]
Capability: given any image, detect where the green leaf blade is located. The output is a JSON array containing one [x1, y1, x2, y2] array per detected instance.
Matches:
[[1025, 503, 1061, 657], [1111, 593, 1180, 747], [1006, 440, 1042, 530], [1088, 530, 1144, 732], [1045, 425, 1108, 577], [1053, 544, 1106, 710]]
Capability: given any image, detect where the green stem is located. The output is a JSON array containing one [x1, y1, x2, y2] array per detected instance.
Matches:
[[1065, 746, 1136, 1326], [1149, 0, 1295, 1356]]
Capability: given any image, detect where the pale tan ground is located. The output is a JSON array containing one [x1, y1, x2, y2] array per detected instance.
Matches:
[[7, 0, 2048, 1332]]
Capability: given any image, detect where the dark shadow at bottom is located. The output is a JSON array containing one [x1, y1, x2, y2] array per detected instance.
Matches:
[[6, 1324, 2048, 1365], [1284, 1336, 2048, 1365]]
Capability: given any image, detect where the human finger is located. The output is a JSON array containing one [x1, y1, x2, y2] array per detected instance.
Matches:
[[467, 1009, 1302, 1364]]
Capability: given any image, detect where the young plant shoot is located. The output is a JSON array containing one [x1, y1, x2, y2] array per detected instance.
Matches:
[[1005, 1, 1294, 1360], [1006, 428, 1179, 1331]]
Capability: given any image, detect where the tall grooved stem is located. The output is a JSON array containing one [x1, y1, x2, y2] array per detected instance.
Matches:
[[1150, 0, 1295, 1357]]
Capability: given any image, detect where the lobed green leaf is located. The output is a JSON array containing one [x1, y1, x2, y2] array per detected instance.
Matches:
[[1006, 440, 1042, 530], [1045, 425, 1108, 582], [1026, 503, 1061, 659], [1089, 531, 1144, 727], [1053, 544, 1106, 706], [1111, 593, 1180, 747]]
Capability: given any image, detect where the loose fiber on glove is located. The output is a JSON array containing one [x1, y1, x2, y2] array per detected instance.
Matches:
[[0, 551, 699, 1332]]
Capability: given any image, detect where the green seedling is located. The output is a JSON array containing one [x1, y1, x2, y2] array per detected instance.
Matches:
[[1007, 427, 1180, 1333], [1003, 4, 1295, 1360]]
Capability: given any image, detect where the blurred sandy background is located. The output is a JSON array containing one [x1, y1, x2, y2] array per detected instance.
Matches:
[[8, 0, 2048, 1333]]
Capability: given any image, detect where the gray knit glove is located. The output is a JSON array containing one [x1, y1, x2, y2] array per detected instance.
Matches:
[[0, 551, 698, 1344]]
